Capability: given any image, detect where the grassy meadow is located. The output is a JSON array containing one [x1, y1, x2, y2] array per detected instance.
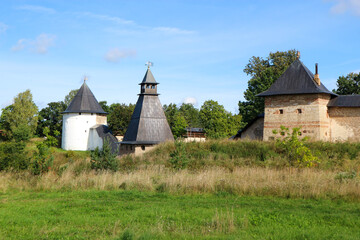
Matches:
[[0, 139, 360, 239]]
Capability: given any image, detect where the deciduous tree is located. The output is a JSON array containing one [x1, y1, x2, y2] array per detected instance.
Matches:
[[333, 72, 360, 95]]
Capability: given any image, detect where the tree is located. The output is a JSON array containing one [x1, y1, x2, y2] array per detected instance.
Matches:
[[333, 72, 360, 95], [0, 90, 38, 140], [36, 101, 66, 137], [163, 103, 179, 130], [99, 101, 110, 113], [172, 113, 188, 138], [179, 103, 201, 128], [107, 103, 135, 136], [238, 50, 297, 125], [199, 100, 229, 139], [64, 89, 78, 106]]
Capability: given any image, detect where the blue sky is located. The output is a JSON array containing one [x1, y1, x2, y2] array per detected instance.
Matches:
[[1, 0, 360, 113]]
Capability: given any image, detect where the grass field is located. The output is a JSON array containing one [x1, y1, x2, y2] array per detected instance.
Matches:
[[0, 190, 359, 239]]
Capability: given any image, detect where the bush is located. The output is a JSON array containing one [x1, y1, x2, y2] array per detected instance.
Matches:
[[31, 142, 54, 175], [12, 124, 32, 142], [90, 139, 118, 171], [169, 140, 189, 170], [0, 141, 29, 171]]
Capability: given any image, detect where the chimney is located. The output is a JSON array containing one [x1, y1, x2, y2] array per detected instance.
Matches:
[[314, 63, 320, 85]]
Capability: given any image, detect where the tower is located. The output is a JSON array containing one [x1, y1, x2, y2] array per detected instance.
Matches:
[[61, 81, 109, 151], [120, 65, 174, 155]]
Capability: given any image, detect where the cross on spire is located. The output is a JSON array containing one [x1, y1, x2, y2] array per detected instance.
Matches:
[[145, 61, 153, 69], [83, 75, 88, 83]]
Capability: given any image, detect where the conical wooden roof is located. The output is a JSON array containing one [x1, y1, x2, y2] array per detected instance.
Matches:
[[63, 82, 107, 114], [122, 69, 174, 144], [257, 59, 337, 97]]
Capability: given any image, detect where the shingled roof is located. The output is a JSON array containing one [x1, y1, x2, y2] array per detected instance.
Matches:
[[63, 82, 107, 114], [328, 95, 360, 107], [257, 59, 337, 97], [122, 69, 174, 145]]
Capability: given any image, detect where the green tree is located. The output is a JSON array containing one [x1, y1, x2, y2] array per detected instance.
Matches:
[[179, 103, 201, 128], [163, 103, 179, 130], [36, 101, 66, 137], [108, 103, 135, 136], [0, 90, 38, 140], [199, 100, 229, 139], [90, 139, 118, 171], [239, 50, 297, 125], [227, 113, 243, 137], [64, 89, 78, 106], [99, 101, 110, 113], [172, 113, 188, 138], [333, 72, 360, 95]]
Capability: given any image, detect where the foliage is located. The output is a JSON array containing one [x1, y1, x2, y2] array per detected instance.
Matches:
[[0, 90, 38, 140], [171, 113, 187, 138], [179, 103, 202, 128], [64, 89, 78, 106], [169, 140, 189, 170], [90, 139, 118, 171], [99, 101, 110, 113], [31, 142, 54, 175], [12, 124, 32, 142], [273, 126, 318, 167], [0, 141, 29, 171], [163, 103, 179, 129], [239, 50, 297, 125], [36, 101, 66, 137], [43, 127, 60, 147], [333, 72, 360, 95], [199, 100, 237, 139], [108, 103, 135, 136]]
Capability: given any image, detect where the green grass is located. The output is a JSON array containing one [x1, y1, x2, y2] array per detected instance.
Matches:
[[0, 190, 359, 239]]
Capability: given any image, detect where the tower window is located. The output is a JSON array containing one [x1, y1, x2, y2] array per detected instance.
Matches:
[[146, 85, 150, 89], [151, 85, 155, 89], [297, 109, 302, 114], [279, 109, 283, 114]]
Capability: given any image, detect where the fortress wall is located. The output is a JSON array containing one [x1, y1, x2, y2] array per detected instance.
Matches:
[[329, 107, 360, 141]]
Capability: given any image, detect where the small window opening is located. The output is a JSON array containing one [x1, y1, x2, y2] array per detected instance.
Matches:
[[141, 145, 146, 151], [91, 113, 93, 115], [151, 85, 155, 89], [79, 113, 81, 115], [297, 109, 302, 114], [146, 85, 150, 89], [85, 130, 87, 132], [130, 146, 133, 150], [279, 109, 283, 114]]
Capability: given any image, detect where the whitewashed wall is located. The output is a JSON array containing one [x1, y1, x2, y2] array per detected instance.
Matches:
[[88, 127, 103, 150], [62, 113, 99, 151]]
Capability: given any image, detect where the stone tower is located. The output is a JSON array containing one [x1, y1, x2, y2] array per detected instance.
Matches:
[[61, 81, 109, 151], [257, 59, 337, 141], [120, 67, 174, 155]]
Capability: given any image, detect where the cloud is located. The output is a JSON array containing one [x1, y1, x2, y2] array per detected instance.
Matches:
[[81, 12, 135, 25], [104, 48, 136, 63], [0, 22, 8, 34], [183, 97, 198, 106], [11, 34, 56, 54], [153, 27, 195, 35], [329, 0, 360, 16], [16, 5, 56, 14]]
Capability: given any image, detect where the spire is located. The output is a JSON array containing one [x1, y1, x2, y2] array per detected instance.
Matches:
[[63, 82, 107, 114], [139, 66, 159, 95]]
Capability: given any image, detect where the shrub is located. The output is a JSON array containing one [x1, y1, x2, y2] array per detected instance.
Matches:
[[0, 141, 29, 171], [273, 126, 318, 167], [43, 127, 60, 147], [168, 140, 189, 170], [31, 142, 54, 175], [90, 139, 118, 171]]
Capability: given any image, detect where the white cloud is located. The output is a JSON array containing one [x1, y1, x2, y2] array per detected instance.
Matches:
[[153, 27, 195, 35], [16, 5, 56, 14], [104, 48, 136, 63], [81, 12, 135, 25], [330, 0, 360, 16], [11, 34, 56, 54], [183, 97, 198, 106], [0, 22, 8, 34]]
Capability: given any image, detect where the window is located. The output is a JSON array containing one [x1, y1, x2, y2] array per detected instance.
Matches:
[[79, 113, 81, 115], [151, 85, 155, 89], [279, 109, 283, 114], [146, 85, 150, 89], [297, 109, 302, 114], [141, 145, 146, 151]]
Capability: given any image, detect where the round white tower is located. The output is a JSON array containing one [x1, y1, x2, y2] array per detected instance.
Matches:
[[61, 81, 108, 151]]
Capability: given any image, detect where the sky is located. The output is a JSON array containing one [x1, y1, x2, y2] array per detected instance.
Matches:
[[1, 0, 360, 113]]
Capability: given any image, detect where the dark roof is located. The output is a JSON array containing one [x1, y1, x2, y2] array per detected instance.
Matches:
[[90, 124, 119, 154], [185, 128, 204, 133], [123, 69, 174, 145], [257, 59, 337, 97], [139, 68, 158, 85], [232, 113, 264, 139], [63, 82, 107, 114], [328, 95, 360, 107]]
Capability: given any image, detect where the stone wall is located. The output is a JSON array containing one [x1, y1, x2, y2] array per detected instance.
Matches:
[[119, 144, 155, 156], [263, 94, 331, 141], [240, 117, 264, 140], [329, 107, 360, 141]]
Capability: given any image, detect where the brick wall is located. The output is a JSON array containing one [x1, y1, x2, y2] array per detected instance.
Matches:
[[241, 117, 264, 140], [263, 94, 331, 141], [329, 107, 360, 141]]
